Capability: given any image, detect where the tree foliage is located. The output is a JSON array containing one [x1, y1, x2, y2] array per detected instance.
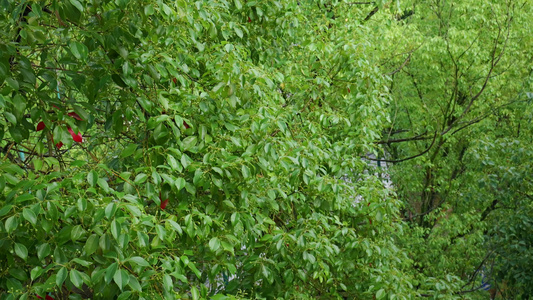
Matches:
[[0, 0, 413, 299], [0, 0, 531, 299]]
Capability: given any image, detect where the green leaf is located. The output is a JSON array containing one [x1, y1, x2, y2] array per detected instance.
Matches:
[[73, 105, 90, 121], [234, 27, 243, 38], [117, 291, 132, 300], [14, 243, 28, 261], [144, 4, 154, 15], [69, 41, 88, 60], [31, 266, 44, 281], [121, 144, 137, 158], [71, 225, 85, 241], [128, 274, 142, 292], [182, 136, 197, 152], [69, 0, 84, 11], [162, 274, 173, 291], [191, 286, 200, 300], [105, 262, 118, 284], [105, 203, 117, 219], [223, 200, 235, 209], [87, 170, 98, 187], [22, 208, 37, 226], [127, 256, 149, 267], [0, 204, 10, 217], [181, 154, 192, 169], [5, 215, 18, 233], [188, 262, 202, 278], [168, 155, 180, 171], [97, 178, 110, 192], [209, 237, 221, 251], [376, 289, 386, 299], [4, 112, 16, 124], [72, 258, 92, 267], [167, 219, 183, 235], [37, 243, 51, 260], [114, 269, 130, 291], [134, 173, 148, 184], [16, 193, 34, 203], [175, 177, 186, 191], [242, 165, 250, 178], [70, 269, 83, 288], [56, 267, 68, 287], [125, 204, 142, 216], [221, 241, 234, 255], [110, 219, 121, 239]]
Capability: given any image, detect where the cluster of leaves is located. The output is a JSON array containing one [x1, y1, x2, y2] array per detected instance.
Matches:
[[0, 0, 419, 299]]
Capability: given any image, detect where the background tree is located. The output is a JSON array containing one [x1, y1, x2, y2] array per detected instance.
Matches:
[[376, 0, 533, 297]]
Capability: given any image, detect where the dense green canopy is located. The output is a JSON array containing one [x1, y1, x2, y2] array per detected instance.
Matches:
[[0, 0, 531, 299]]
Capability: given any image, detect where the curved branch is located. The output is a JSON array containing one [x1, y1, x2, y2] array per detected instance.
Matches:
[[366, 132, 438, 163], [376, 131, 430, 144]]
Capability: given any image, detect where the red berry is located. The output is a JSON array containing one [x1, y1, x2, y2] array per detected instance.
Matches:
[[172, 78, 178, 85], [46, 295, 55, 300], [56, 141, 63, 149], [248, 16, 252, 23], [183, 121, 190, 129], [36, 121, 45, 131]]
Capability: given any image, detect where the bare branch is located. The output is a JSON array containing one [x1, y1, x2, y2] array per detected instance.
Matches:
[[346, 1, 374, 5], [366, 132, 438, 163]]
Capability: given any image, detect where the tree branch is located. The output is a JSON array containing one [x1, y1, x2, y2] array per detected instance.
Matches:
[[366, 132, 437, 163]]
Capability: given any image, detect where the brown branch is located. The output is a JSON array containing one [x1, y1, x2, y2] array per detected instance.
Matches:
[[387, 52, 412, 75], [446, 13, 512, 133], [364, 6, 379, 21], [376, 131, 430, 144], [366, 131, 438, 163]]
